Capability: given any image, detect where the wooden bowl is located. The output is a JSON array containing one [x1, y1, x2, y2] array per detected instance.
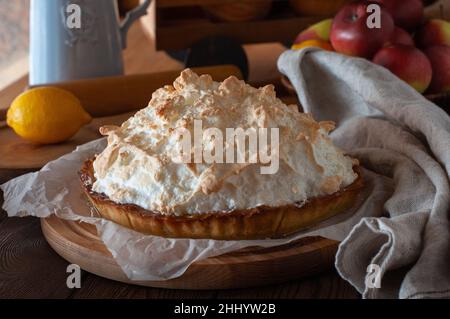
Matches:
[[289, 0, 353, 17], [203, 0, 272, 23]]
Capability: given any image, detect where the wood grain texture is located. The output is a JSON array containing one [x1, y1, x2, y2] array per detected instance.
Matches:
[[41, 215, 340, 290], [0, 191, 359, 298], [0, 212, 75, 298]]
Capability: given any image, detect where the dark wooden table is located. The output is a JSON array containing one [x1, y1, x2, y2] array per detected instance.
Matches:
[[0, 216, 359, 299], [0, 180, 359, 299]]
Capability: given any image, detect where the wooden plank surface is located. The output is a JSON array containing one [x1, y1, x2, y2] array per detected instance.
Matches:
[[41, 216, 340, 290], [0, 198, 359, 299]]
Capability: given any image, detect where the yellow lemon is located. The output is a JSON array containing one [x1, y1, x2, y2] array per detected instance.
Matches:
[[7, 87, 92, 144]]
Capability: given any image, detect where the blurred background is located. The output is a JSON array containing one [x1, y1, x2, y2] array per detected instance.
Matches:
[[0, 0, 29, 89], [1, 0, 449, 89]]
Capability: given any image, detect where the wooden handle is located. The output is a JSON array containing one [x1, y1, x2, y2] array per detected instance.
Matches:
[[29, 65, 242, 118]]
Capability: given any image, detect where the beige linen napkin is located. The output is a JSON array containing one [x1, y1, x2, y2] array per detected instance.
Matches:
[[278, 48, 450, 299]]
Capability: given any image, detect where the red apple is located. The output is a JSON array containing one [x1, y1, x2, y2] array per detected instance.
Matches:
[[294, 19, 333, 44], [373, 0, 424, 30], [330, 2, 395, 58], [373, 45, 432, 93], [424, 45, 450, 94], [385, 27, 415, 46], [416, 19, 450, 48]]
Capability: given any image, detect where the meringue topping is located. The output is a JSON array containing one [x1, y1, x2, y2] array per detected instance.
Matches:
[[92, 69, 358, 216]]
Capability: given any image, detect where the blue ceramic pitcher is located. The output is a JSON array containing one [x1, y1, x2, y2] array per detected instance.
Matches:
[[29, 0, 152, 85]]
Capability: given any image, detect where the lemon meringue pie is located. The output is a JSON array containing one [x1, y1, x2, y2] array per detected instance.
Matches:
[[80, 69, 363, 240]]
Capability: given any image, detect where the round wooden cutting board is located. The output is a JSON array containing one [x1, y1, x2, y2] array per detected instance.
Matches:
[[41, 215, 339, 290]]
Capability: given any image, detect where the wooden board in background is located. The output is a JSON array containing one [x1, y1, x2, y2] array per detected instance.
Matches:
[[41, 215, 339, 290], [0, 94, 299, 171], [0, 65, 298, 171], [147, 0, 325, 51], [0, 112, 132, 170], [29, 65, 243, 118], [0, 65, 250, 170]]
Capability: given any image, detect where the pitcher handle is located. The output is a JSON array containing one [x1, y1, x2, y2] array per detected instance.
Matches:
[[119, 0, 152, 49]]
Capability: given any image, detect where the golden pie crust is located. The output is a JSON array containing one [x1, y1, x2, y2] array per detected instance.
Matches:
[[79, 159, 363, 240]]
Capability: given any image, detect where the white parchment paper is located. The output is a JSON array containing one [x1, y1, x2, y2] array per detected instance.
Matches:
[[1, 138, 383, 281]]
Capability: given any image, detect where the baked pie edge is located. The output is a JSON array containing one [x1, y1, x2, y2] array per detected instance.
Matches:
[[79, 159, 364, 240]]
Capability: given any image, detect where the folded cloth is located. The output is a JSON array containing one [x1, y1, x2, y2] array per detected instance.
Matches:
[[278, 48, 450, 299]]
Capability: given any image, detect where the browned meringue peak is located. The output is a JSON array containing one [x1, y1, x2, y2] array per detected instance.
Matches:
[[92, 69, 357, 216]]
